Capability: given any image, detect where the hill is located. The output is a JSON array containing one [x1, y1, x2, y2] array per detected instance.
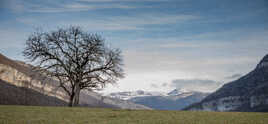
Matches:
[[0, 53, 150, 109], [0, 79, 66, 106], [0, 105, 267, 124], [185, 54, 268, 112]]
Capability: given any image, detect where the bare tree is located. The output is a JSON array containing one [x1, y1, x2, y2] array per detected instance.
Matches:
[[23, 26, 124, 107]]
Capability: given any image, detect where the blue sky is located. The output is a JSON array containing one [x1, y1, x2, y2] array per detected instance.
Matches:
[[0, 0, 268, 93]]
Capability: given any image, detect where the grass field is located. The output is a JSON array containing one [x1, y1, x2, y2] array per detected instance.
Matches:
[[0, 105, 267, 124]]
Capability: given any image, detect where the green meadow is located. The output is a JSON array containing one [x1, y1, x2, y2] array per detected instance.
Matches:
[[0, 105, 267, 124]]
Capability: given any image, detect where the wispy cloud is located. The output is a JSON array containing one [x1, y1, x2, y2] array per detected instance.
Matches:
[[29, 3, 136, 13], [16, 14, 198, 31], [123, 49, 258, 75], [73, 14, 197, 30], [158, 42, 200, 48], [79, 0, 169, 2], [6, 0, 140, 13], [156, 28, 268, 49]]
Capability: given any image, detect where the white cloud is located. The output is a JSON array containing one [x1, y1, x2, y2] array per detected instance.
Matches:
[[118, 29, 268, 88], [170, 79, 223, 92], [224, 74, 242, 80]]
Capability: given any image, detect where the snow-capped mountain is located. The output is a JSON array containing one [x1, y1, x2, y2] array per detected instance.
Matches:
[[106, 89, 210, 110], [107, 90, 167, 100], [167, 88, 191, 96]]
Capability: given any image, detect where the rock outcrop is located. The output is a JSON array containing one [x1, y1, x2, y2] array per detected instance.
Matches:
[[0, 79, 67, 106]]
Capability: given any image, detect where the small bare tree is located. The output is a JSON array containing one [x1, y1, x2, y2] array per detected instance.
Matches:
[[23, 26, 124, 107]]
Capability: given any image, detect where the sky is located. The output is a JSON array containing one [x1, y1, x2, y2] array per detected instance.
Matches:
[[0, 0, 268, 93]]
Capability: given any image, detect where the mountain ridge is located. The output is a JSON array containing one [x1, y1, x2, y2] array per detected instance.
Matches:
[[185, 54, 268, 112]]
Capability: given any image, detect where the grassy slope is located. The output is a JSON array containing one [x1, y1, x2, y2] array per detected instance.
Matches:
[[0, 105, 267, 124]]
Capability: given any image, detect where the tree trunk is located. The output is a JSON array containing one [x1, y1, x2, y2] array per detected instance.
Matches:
[[71, 84, 81, 107], [68, 94, 75, 107], [68, 83, 81, 107], [74, 88, 80, 106]]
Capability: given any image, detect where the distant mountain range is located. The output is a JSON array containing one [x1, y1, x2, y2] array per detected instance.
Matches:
[[185, 54, 268, 112], [107, 89, 210, 110], [107, 90, 167, 100], [0, 53, 150, 110]]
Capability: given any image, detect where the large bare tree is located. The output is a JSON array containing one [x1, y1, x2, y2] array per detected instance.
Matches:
[[23, 26, 124, 107]]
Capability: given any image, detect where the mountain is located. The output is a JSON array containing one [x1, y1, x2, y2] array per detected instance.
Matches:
[[167, 88, 191, 96], [185, 54, 268, 112], [107, 90, 167, 100], [107, 89, 209, 110], [0, 53, 150, 109]]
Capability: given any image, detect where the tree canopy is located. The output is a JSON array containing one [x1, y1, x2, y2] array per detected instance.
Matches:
[[23, 26, 124, 106]]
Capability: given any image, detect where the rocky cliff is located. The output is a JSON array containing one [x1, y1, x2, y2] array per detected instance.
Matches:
[[0, 79, 67, 106], [185, 54, 268, 112], [0, 53, 150, 109]]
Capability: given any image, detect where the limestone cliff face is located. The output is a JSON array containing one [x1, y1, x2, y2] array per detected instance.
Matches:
[[0, 53, 151, 109], [185, 54, 268, 112], [0, 54, 68, 102]]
